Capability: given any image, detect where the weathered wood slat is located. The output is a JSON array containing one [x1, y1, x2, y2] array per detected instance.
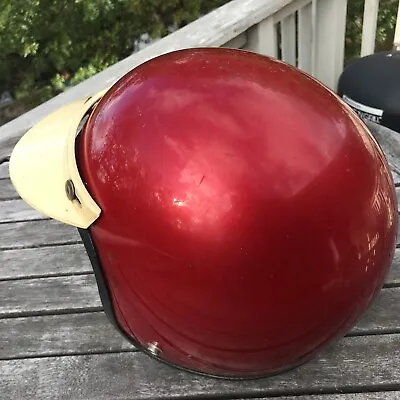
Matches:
[[250, 394, 400, 399], [0, 132, 25, 162], [0, 312, 133, 360], [388, 250, 400, 285], [0, 219, 80, 250], [1, 334, 400, 400], [0, 179, 19, 201], [0, 162, 9, 179], [298, 2, 312, 74], [281, 14, 296, 66], [397, 187, 400, 211], [355, 122, 400, 186], [221, 32, 248, 49], [392, 170, 400, 185], [0, 199, 47, 223], [0, 244, 91, 280], [0, 275, 101, 318], [351, 287, 400, 334], [366, 121, 400, 175], [0, 285, 398, 358]]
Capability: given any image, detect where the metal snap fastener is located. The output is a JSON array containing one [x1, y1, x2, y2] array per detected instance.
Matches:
[[147, 342, 161, 356], [65, 180, 76, 201]]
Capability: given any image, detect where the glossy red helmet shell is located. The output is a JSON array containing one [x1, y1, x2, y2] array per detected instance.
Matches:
[[74, 48, 397, 378]]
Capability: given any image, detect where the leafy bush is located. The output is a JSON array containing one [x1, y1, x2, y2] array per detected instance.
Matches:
[[0, 0, 228, 110], [0, 0, 398, 119], [345, 0, 399, 66]]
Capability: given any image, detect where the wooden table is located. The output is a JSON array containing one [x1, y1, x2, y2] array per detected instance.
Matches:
[[1, 121, 399, 400]]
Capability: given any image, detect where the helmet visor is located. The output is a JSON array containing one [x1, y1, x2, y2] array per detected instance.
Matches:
[[9, 90, 108, 229]]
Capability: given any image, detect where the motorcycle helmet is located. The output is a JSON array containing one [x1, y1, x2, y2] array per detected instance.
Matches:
[[338, 51, 400, 133], [9, 48, 398, 378]]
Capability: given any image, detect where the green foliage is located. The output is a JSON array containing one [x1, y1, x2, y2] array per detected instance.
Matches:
[[345, 0, 399, 65], [0, 0, 229, 110], [0, 0, 398, 115]]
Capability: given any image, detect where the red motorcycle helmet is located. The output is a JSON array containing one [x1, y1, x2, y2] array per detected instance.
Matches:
[[10, 48, 398, 378]]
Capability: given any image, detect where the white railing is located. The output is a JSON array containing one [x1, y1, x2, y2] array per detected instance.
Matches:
[[0, 0, 399, 151], [361, 0, 380, 56], [361, 0, 400, 55], [239, 0, 348, 91]]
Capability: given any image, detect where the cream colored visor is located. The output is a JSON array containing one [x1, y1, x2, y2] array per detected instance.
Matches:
[[9, 90, 108, 229]]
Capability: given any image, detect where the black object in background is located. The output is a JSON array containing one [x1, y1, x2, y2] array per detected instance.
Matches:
[[338, 51, 400, 134]]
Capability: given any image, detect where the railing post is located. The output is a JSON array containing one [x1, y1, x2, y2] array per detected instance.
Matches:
[[360, 0, 380, 56], [281, 14, 296, 66], [246, 17, 278, 58], [311, 0, 317, 75], [298, 1, 314, 74], [314, 0, 348, 91]]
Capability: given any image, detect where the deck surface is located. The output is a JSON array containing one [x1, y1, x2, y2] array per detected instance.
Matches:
[[1, 121, 400, 400]]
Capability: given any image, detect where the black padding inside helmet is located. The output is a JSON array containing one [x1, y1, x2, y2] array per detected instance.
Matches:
[[77, 228, 121, 330]]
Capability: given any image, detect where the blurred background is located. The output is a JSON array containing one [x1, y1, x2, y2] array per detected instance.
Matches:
[[0, 0, 398, 126]]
